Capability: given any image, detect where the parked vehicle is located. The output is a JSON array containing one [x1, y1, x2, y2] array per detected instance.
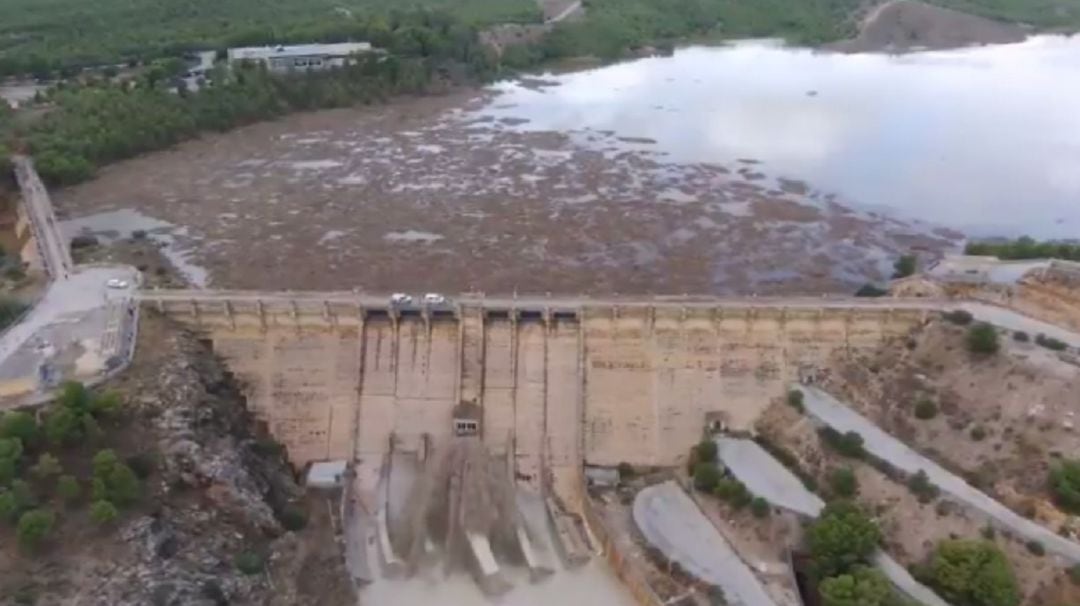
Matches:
[[423, 293, 447, 305], [389, 293, 413, 305]]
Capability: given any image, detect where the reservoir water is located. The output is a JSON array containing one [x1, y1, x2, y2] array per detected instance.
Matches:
[[482, 37, 1080, 239]]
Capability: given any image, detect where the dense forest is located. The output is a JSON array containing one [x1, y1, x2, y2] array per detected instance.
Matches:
[[16, 9, 498, 185], [0, 0, 539, 77], [965, 237, 1080, 261]]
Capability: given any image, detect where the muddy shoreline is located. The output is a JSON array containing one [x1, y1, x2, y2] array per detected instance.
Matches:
[[53, 84, 957, 294]]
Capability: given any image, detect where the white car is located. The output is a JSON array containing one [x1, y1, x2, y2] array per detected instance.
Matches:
[[423, 293, 447, 305], [389, 293, 413, 305], [105, 278, 129, 289]]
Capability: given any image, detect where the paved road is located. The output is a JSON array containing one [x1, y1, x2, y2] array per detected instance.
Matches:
[[11, 155, 73, 280], [137, 288, 951, 310], [798, 386, 1080, 564], [633, 480, 777, 606], [715, 437, 951, 606], [545, 0, 582, 23]]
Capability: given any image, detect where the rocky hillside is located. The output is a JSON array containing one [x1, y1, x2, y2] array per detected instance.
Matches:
[[0, 315, 354, 606]]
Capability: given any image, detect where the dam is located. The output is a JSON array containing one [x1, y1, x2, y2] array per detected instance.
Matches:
[[141, 291, 933, 479]]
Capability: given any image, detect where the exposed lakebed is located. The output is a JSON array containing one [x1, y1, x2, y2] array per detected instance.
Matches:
[[56, 37, 1080, 293]]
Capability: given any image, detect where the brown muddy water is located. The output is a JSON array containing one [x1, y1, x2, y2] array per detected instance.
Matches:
[[55, 37, 1080, 293]]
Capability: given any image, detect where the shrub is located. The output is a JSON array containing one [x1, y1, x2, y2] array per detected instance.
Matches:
[[56, 475, 79, 503], [90, 499, 119, 525], [280, 506, 308, 531], [16, 509, 54, 549], [807, 501, 882, 577], [926, 540, 1019, 606], [0, 455, 16, 487], [914, 399, 939, 420], [0, 411, 39, 447], [1035, 334, 1069, 352], [0, 437, 23, 461], [970, 426, 987, 441], [944, 310, 974, 325], [967, 323, 1000, 355], [893, 254, 917, 279], [31, 453, 61, 479], [787, 389, 805, 412], [1050, 460, 1080, 513], [44, 408, 80, 446], [696, 439, 717, 464], [750, 497, 770, 518], [1025, 540, 1045, 556], [820, 428, 866, 459], [92, 449, 140, 507], [907, 470, 940, 504], [1069, 563, 1080, 585], [126, 453, 155, 479], [234, 551, 265, 575], [693, 462, 720, 492], [829, 468, 858, 498], [854, 283, 888, 298], [0, 490, 18, 522], [820, 566, 893, 606], [1012, 331, 1029, 343], [252, 437, 284, 457]]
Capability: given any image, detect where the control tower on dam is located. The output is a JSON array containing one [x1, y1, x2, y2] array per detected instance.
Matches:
[[141, 292, 931, 478]]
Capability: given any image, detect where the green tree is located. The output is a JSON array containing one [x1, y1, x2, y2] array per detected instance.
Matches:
[[235, 551, 265, 575], [1049, 460, 1080, 513], [693, 462, 721, 492], [696, 439, 718, 463], [820, 566, 893, 606], [0, 437, 23, 461], [914, 398, 939, 420], [0, 411, 40, 448], [807, 501, 882, 577], [92, 449, 140, 507], [967, 323, 1000, 355], [828, 467, 858, 498], [56, 475, 79, 503], [16, 509, 54, 549], [31, 453, 61, 479], [927, 540, 1019, 606], [90, 499, 119, 525], [0, 490, 18, 522], [44, 407, 81, 445], [893, 254, 917, 279], [750, 496, 770, 518]]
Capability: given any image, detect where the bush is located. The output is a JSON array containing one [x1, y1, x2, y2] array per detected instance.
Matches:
[[31, 453, 61, 479], [893, 255, 917, 279], [56, 475, 79, 503], [787, 389, 805, 412], [0, 490, 18, 522], [234, 551, 265, 575], [279, 506, 308, 531], [854, 283, 888, 298], [16, 509, 54, 549], [970, 426, 988, 441], [1025, 540, 1045, 556], [0, 436, 23, 461], [696, 439, 717, 464], [44, 408, 81, 446], [750, 497, 770, 518], [0, 411, 39, 448], [944, 310, 974, 325], [1050, 460, 1080, 513], [907, 470, 940, 504], [1035, 334, 1069, 352], [914, 399, 939, 420], [126, 453, 155, 479], [693, 462, 720, 492], [820, 428, 865, 459], [90, 499, 119, 525], [820, 566, 893, 606], [967, 323, 1000, 355], [926, 540, 1019, 606], [1012, 331, 1029, 343], [1069, 564, 1080, 585], [807, 501, 882, 577], [92, 449, 140, 507], [829, 468, 858, 498]]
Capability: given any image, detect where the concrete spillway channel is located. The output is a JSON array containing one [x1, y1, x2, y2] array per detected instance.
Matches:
[[713, 437, 950, 606], [796, 385, 1080, 564], [633, 480, 778, 606]]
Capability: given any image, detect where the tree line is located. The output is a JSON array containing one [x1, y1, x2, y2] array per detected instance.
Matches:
[[965, 236, 1080, 262], [16, 9, 500, 186]]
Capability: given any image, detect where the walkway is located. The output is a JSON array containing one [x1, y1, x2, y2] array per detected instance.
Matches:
[[714, 436, 950, 606], [797, 386, 1080, 564], [633, 480, 777, 606]]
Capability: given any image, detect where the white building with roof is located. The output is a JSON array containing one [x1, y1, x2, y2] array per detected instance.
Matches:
[[226, 42, 373, 73]]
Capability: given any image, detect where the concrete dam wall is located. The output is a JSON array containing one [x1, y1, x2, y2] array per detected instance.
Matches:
[[142, 294, 931, 475]]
